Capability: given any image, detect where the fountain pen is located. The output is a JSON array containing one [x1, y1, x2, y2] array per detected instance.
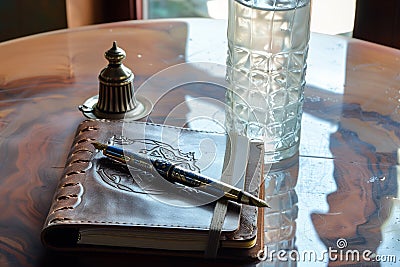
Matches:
[[92, 142, 269, 208]]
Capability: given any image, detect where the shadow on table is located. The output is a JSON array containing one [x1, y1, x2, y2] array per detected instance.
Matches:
[[304, 38, 399, 264]]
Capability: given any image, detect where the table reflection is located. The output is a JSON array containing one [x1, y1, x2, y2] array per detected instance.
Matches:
[[261, 155, 299, 266]]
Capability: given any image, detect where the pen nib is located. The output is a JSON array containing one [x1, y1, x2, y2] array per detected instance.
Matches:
[[240, 191, 270, 208], [92, 142, 107, 151], [251, 198, 270, 208]]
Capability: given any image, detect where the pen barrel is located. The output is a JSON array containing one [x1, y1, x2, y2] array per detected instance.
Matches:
[[114, 146, 232, 189], [150, 158, 233, 199], [168, 166, 262, 206], [103, 145, 259, 205], [105, 146, 238, 195], [169, 165, 241, 197], [104, 146, 156, 174], [105, 146, 195, 186]]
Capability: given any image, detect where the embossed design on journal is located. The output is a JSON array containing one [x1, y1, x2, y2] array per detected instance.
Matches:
[[95, 136, 201, 195], [96, 158, 158, 195], [109, 135, 200, 172]]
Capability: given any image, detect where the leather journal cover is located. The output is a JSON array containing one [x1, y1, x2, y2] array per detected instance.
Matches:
[[41, 120, 265, 260]]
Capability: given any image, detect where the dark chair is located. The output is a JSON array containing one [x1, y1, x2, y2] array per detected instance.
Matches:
[[66, 0, 142, 28], [353, 0, 400, 49], [0, 0, 67, 42], [0, 0, 142, 42]]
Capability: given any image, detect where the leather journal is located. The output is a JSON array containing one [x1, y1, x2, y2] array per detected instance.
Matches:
[[41, 119, 265, 260]]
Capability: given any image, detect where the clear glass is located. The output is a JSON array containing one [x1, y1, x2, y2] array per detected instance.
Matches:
[[226, 0, 311, 162], [263, 155, 299, 265]]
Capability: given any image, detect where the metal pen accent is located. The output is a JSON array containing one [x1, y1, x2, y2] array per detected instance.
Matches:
[[92, 142, 269, 208]]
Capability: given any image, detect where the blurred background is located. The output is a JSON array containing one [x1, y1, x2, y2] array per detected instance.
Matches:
[[144, 0, 357, 36], [0, 0, 399, 48]]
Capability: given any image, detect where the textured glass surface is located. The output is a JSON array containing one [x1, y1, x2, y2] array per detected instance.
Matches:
[[226, 0, 311, 162]]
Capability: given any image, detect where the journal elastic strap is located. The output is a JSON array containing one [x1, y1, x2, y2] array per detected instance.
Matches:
[[204, 200, 229, 258], [204, 134, 249, 258]]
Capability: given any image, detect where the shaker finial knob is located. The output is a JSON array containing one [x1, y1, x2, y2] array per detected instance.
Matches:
[[94, 41, 137, 119], [105, 41, 126, 64], [79, 41, 152, 121]]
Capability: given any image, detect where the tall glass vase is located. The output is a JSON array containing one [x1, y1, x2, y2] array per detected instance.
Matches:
[[226, 0, 311, 163]]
